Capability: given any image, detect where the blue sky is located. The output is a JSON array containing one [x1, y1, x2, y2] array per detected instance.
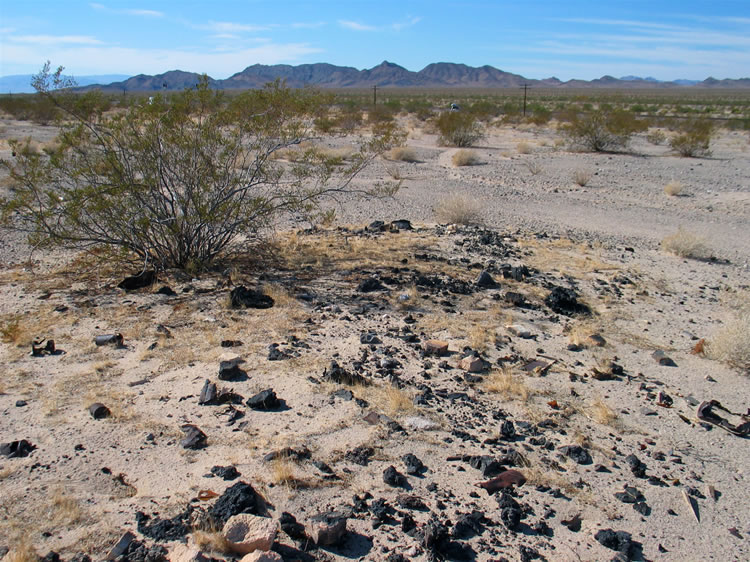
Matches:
[[1, 1, 749, 81]]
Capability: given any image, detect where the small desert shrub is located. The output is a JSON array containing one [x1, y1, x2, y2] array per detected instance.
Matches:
[[646, 129, 667, 145], [572, 168, 592, 186], [386, 146, 419, 162], [484, 367, 533, 402], [705, 311, 750, 371], [435, 111, 485, 147], [587, 397, 617, 425], [661, 228, 711, 259], [562, 110, 646, 152], [516, 141, 533, 154], [1, 318, 21, 343], [670, 119, 713, 157], [523, 160, 543, 176], [452, 149, 479, 167], [664, 180, 684, 196], [434, 195, 483, 225]]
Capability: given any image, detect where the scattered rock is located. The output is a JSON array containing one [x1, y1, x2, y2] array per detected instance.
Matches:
[[199, 380, 218, 405], [402, 453, 426, 475], [0, 439, 36, 458], [180, 425, 207, 449], [345, 446, 374, 466], [614, 485, 645, 504], [559, 445, 592, 465], [210, 466, 240, 480], [506, 324, 534, 339], [105, 531, 136, 560], [210, 482, 260, 526], [358, 277, 385, 292], [459, 355, 490, 373], [423, 339, 449, 356], [223, 513, 277, 555], [383, 465, 409, 488], [594, 529, 635, 559], [279, 512, 306, 541], [246, 389, 280, 410], [230, 286, 274, 309], [219, 358, 247, 381], [652, 350, 677, 367], [588, 334, 607, 347], [323, 360, 369, 386], [240, 551, 283, 562], [561, 513, 582, 532], [118, 270, 156, 291], [544, 286, 590, 316], [625, 454, 647, 478], [403, 416, 439, 431], [306, 512, 348, 546], [136, 507, 193, 542], [475, 270, 499, 288]]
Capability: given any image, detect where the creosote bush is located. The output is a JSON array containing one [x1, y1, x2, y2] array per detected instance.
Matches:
[[562, 110, 646, 152], [451, 149, 479, 167], [661, 228, 711, 259], [670, 119, 713, 157], [664, 180, 684, 196], [434, 195, 483, 225], [435, 111, 485, 147], [1, 63, 401, 271]]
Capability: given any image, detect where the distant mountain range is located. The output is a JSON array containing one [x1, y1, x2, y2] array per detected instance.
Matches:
[[0, 74, 131, 94], [3, 62, 749, 93]]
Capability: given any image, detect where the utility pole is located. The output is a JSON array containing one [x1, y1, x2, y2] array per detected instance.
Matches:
[[372, 85, 377, 106], [521, 84, 530, 116]]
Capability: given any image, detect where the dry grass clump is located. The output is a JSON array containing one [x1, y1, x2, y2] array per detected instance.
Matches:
[[484, 367, 533, 402], [362, 383, 416, 417], [516, 141, 533, 154], [705, 310, 750, 371], [386, 146, 419, 162], [50, 487, 84, 526], [1, 317, 22, 344], [586, 397, 618, 425], [523, 160, 543, 175], [572, 168, 592, 186], [4, 539, 40, 562], [664, 180, 684, 196], [452, 149, 480, 167], [434, 195, 483, 225], [271, 454, 300, 488], [192, 529, 232, 554], [468, 323, 492, 353], [661, 228, 711, 259]]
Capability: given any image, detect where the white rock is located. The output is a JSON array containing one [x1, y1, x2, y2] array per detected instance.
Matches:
[[223, 513, 277, 555], [404, 416, 439, 431]]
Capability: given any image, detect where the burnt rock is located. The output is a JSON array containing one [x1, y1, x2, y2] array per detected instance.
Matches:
[[402, 453, 426, 475], [519, 545, 541, 562], [360, 332, 381, 345], [198, 380, 218, 405], [625, 454, 647, 478], [0, 439, 36, 458], [246, 389, 280, 410], [468, 455, 504, 477], [476, 270, 499, 288], [397, 494, 428, 511], [504, 291, 528, 307], [230, 286, 274, 309], [614, 486, 645, 504], [383, 465, 409, 488], [452, 511, 485, 539], [156, 286, 176, 296], [345, 446, 374, 466], [501, 506, 522, 531], [559, 445, 592, 465], [500, 420, 516, 439], [209, 481, 259, 526], [358, 277, 385, 292], [115, 539, 168, 562], [390, 219, 413, 231], [323, 360, 369, 386], [594, 529, 635, 559], [180, 425, 207, 449], [135, 507, 193, 542], [267, 344, 289, 361], [41, 552, 60, 562], [421, 516, 450, 552], [210, 465, 240, 480], [369, 498, 394, 524], [306, 511, 348, 546], [544, 286, 590, 316], [279, 512, 306, 540], [218, 358, 246, 381], [118, 270, 156, 291]]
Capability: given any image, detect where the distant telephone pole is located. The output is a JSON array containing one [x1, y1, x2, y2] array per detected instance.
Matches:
[[521, 84, 530, 116], [372, 85, 377, 106]]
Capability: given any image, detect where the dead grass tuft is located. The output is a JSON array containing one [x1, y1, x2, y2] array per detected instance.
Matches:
[[572, 168, 592, 187], [664, 180, 684, 196], [705, 310, 750, 371], [586, 397, 618, 425], [484, 367, 533, 402], [192, 529, 232, 554], [468, 323, 492, 354], [386, 146, 419, 162], [452, 149, 480, 167], [4, 538, 40, 562], [271, 454, 302, 489], [661, 228, 711, 259], [434, 195, 483, 225], [50, 487, 84, 526], [1, 317, 22, 343], [523, 160, 543, 176], [516, 141, 533, 154]]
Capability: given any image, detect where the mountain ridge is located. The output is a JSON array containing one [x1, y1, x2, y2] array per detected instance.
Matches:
[[7, 62, 749, 92]]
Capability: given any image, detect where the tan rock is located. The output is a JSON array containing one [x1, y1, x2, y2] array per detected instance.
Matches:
[[424, 339, 449, 356], [223, 513, 277, 555], [170, 544, 213, 562], [240, 551, 283, 562], [306, 511, 348, 546], [459, 355, 489, 373]]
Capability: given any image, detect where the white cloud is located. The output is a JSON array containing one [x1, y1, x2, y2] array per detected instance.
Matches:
[[9, 34, 103, 45], [338, 20, 378, 32], [1, 42, 323, 78], [291, 22, 326, 29], [392, 16, 421, 31], [200, 21, 269, 33], [124, 9, 164, 18]]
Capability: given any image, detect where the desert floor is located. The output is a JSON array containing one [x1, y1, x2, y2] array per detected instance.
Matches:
[[0, 115, 748, 562]]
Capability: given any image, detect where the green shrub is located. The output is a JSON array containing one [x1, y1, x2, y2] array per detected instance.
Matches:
[[1, 64, 401, 271], [561, 110, 645, 152], [434, 111, 485, 147], [669, 119, 714, 157]]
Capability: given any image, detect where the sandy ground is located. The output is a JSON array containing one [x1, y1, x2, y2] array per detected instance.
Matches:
[[0, 115, 748, 562]]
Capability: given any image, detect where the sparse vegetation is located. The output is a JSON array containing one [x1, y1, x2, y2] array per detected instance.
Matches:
[[386, 146, 419, 162], [664, 180, 684, 196], [670, 119, 714, 157], [587, 397, 618, 425], [562, 110, 646, 152], [484, 367, 534, 402], [434, 195, 483, 225], [661, 228, 712, 259], [572, 168, 593, 186], [646, 129, 667, 145], [435, 111, 485, 147], [516, 141, 532, 154], [706, 310, 750, 371], [523, 160, 543, 176], [451, 149, 480, 166]]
